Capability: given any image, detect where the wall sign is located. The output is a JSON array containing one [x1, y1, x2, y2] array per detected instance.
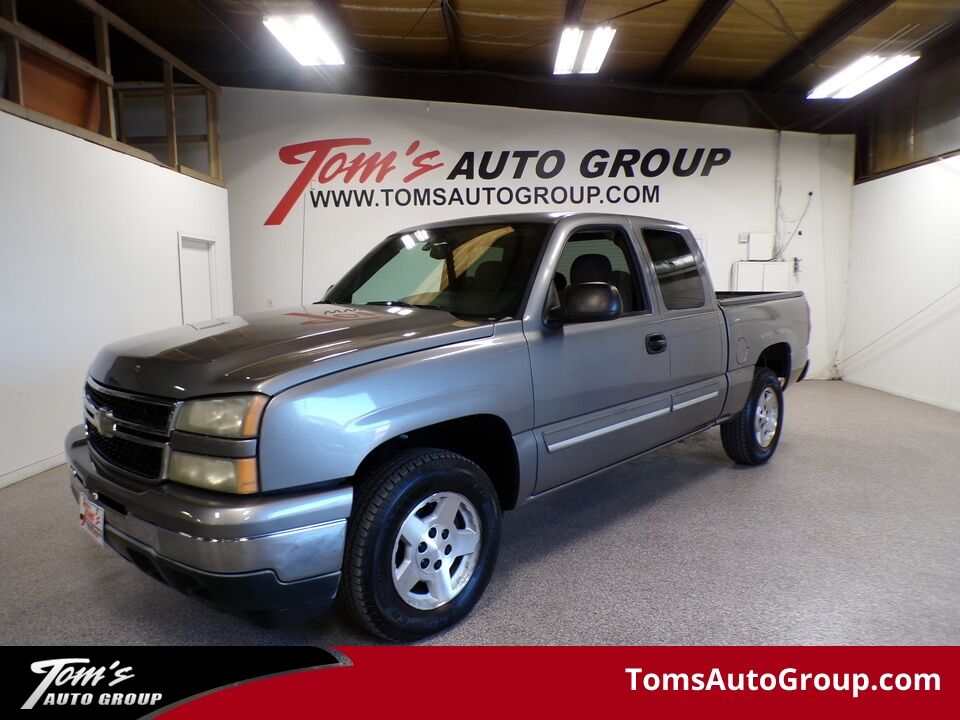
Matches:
[[264, 138, 734, 226]]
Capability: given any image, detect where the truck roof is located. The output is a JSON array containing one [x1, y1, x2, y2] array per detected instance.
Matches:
[[393, 212, 689, 236]]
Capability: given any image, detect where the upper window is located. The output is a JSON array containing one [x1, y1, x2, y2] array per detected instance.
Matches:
[[553, 228, 647, 313], [326, 223, 551, 319], [640, 229, 705, 310]]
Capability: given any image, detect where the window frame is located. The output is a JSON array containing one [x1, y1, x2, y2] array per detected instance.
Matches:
[[543, 223, 654, 319], [636, 226, 708, 313]]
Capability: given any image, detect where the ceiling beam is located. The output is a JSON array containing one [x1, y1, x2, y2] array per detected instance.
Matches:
[[439, 0, 462, 68], [752, 0, 895, 92], [217, 62, 854, 132], [564, 0, 586, 25], [656, 0, 733, 84]]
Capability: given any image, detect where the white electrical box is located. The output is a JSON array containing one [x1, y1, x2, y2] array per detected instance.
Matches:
[[746, 232, 775, 261], [732, 261, 792, 291], [761, 261, 792, 291], [731, 261, 765, 290]]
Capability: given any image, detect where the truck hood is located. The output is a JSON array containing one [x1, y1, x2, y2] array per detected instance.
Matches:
[[89, 305, 495, 398]]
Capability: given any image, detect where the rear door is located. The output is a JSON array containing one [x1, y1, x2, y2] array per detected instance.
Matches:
[[633, 223, 727, 435], [523, 220, 673, 493]]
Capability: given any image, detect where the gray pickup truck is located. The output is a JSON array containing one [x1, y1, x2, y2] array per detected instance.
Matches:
[[67, 212, 809, 640]]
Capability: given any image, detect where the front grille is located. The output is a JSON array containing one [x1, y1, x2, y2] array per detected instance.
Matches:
[[85, 383, 173, 431], [87, 422, 164, 479], [84, 381, 175, 481]]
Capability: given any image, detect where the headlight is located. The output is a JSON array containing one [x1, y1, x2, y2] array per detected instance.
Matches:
[[175, 395, 268, 438], [168, 452, 259, 494]]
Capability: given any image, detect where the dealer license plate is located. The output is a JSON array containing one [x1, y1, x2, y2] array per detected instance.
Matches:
[[80, 495, 105, 546]]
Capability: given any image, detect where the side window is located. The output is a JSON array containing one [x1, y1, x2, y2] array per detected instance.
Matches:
[[640, 229, 705, 310], [553, 227, 647, 313]]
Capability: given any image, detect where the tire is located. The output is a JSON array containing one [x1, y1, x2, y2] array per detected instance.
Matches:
[[720, 368, 784, 465], [342, 448, 501, 641]]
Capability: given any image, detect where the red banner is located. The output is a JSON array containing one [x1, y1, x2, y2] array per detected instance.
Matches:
[[157, 646, 957, 719]]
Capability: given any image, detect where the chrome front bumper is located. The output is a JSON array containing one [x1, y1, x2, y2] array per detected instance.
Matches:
[[66, 425, 352, 622]]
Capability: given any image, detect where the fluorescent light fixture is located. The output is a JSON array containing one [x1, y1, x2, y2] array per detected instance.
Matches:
[[807, 55, 884, 99], [833, 54, 919, 98], [808, 53, 919, 99], [263, 14, 344, 66], [554, 27, 584, 75], [581, 26, 617, 74], [553, 26, 616, 75]]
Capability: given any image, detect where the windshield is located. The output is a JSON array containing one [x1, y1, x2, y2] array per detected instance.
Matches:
[[325, 222, 552, 319]]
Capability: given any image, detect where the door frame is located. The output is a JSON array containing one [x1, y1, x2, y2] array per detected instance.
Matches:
[[176, 232, 219, 324], [520, 215, 673, 493]]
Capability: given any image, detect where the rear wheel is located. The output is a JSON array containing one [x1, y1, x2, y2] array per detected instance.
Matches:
[[343, 448, 501, 641], [721, 368, 784, 465]]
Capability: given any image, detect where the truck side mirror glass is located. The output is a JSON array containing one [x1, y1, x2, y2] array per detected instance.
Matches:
[[547, 283, 622, 326]]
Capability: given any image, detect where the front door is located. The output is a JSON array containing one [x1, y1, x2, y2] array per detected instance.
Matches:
[[524, 223, 673, 493]]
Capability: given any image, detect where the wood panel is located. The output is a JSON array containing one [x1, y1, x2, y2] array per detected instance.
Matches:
[[340, 0, 447, 64], [793, 0, 960, 91], [20, 46, 100, 131], [679, 0, 847, 84], [584, 0, 703, 74]]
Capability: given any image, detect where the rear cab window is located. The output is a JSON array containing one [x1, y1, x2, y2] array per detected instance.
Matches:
[[639, 228, 706, 310]]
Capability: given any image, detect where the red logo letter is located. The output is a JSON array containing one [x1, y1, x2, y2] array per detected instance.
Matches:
[[264, 138, 371, 226], [403, 140, 444, 183]]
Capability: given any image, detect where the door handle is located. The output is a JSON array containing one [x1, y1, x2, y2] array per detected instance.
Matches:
[[645, 333, 667, 354]]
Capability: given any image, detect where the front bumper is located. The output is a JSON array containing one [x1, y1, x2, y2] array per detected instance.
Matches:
[[66, 425, 352, 625]]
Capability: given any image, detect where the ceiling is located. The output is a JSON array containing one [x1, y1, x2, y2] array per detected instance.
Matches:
[[16, 0, 960, 131]]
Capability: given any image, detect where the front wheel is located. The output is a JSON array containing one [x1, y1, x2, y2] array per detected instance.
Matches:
[[342, 448, 501, 641], [720, 368, 784, 465]]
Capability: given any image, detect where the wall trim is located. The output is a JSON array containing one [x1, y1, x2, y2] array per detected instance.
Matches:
[[0, 453, 65, 490], [842, 377, 960, 415]]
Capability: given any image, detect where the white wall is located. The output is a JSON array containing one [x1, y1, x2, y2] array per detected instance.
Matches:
[[777, 132, 855, 379], [0, 111, 232, 486], [221, 87, 854, 378], [842, 157, 960, 411]]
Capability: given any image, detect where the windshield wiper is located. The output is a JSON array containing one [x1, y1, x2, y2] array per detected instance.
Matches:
[[364, 300, 445, 311], [364, 300, 415, 308], [364, 301, 501, 321]]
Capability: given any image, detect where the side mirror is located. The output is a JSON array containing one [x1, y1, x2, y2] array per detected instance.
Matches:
[[547, 282, 622, 326]]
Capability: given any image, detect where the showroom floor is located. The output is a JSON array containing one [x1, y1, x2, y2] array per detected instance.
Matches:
[[1, 380, 957, 646]]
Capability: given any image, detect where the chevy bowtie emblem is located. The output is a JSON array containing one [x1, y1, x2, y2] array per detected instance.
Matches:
[[90, 409, 117, 438]]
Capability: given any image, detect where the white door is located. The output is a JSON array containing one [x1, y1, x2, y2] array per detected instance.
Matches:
[[178, 236, 217, 324]]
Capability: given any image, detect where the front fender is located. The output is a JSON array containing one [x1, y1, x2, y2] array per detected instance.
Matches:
[[257, 326, 533, 491]]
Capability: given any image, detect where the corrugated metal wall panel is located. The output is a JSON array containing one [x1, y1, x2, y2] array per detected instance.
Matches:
[[842, 156, 960, 411]]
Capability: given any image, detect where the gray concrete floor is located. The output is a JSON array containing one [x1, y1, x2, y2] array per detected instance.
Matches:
[[1, 380, 958, 645]]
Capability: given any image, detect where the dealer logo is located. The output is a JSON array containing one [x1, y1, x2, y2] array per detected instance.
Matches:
[[21, 658, 162, 710]]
